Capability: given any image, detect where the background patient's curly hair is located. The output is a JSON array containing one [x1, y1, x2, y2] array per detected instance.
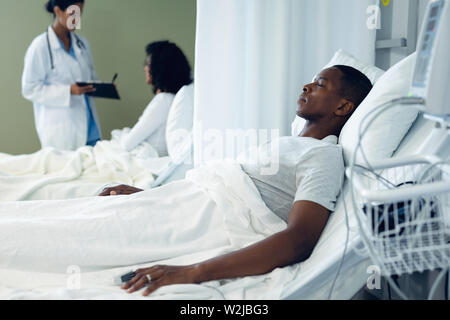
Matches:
[[332, 65, 373, 109], [145, 41, 193, 94]]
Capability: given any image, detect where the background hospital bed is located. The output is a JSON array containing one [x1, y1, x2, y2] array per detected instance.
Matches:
[[0, 84, 195, 202], [0, 137, 187, 202]]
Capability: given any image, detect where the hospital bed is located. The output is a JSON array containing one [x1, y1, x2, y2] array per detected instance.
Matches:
[[1, 2, 448, 299], [0, 50, 436, 301], [284, 0, 450, 299], [0, 48, 445, 300], [282, 114, 437, 300]]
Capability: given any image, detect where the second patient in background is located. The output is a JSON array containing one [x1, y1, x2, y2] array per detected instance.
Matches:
[[121, 41, 193, 157]]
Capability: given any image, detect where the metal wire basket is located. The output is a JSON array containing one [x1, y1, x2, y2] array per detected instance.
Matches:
[[348, 155, 450, 276]]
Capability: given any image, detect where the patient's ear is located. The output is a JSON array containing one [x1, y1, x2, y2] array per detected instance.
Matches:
[[335, 100, 355, 117]]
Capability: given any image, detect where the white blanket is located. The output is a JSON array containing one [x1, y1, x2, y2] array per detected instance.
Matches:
[[0, 162, 298, 300], [0, 130, 170, 202]]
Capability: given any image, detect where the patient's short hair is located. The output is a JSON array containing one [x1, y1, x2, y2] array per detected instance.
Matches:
[[146, 41, 193, 94], [332, 65, 373, 109]]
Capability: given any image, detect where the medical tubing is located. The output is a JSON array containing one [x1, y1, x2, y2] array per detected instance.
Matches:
[[350, 100, 404, 298], [353, 164, 397, 188], [328, 99, 418, 300], [327, 192, 351, 300], [202, 284, 227, 300], [411, 157, 450, 289], [352, 98, 421, 300], [350, 142, 409, 299], [411, 158, 450, 230], [427, 268, 448, 300], [349, 97, 425, 300], [357, 97, 427, 299], [417, 158, 450, 184], [328, 97, 422, 300]]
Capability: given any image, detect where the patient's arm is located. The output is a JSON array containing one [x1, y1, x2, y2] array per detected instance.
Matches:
[[122, 200, 330, 296], [99, 184, 143, 196], [121, 94, 171, 152]]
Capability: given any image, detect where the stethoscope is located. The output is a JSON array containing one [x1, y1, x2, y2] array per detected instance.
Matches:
[[46, 29, 86, 70]]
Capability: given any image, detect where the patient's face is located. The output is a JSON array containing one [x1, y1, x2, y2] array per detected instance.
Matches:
[[296, 67, 345, 120], [144, 55, 152, 85]]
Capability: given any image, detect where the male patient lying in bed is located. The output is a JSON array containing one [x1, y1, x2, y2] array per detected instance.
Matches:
[[97, 65, 373, 296]]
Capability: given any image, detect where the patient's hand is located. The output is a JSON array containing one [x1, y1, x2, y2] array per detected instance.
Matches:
[[99, 184, 143, 196], [121, 265, 199, 296]]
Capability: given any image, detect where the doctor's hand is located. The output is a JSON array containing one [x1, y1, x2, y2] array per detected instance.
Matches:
[[70, 84, 96, 95], [98, 184, 144, 196], [121, 265, 199, 297]]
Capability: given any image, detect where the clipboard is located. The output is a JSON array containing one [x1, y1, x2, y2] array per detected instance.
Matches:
[[76, 82, 121, 100], [77, 74, 121, 100]]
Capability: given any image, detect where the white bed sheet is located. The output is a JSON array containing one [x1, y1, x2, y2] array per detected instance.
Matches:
[[0, 158, 388, 300], [0, 129, 172, 202], [0, 162, 295, 300], [0, 116, 434, 300]]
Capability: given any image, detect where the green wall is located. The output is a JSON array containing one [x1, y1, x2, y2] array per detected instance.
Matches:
[[0, 0, 196, 155]]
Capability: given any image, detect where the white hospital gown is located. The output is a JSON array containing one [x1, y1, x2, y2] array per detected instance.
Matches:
[[121, 93, 175, 156]]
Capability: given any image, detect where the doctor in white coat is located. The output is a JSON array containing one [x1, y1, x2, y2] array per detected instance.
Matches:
[[22, 0, 102, 150]]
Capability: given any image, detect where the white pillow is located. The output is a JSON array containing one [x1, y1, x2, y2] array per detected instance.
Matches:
[[165, 83, 195, 161], [291, 49, 385, 136], [339, 52, 419, 165], [321, 49, 385, 84]]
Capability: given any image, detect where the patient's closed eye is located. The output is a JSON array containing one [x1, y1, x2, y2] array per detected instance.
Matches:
[[312, 77, 325, 87]]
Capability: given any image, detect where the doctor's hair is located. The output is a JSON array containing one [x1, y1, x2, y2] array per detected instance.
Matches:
[[145, 41, 193, 94], [332, 65, 373, 109], [45, 0, 84, 14]]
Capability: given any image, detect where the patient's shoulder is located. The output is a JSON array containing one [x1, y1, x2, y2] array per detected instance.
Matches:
[[140, 93, 176, 118], [154, 92, 175, 103], [176, 83, 195, 98], [292, 137, 344, 173], [277, 135, 342, 156], [144, 92, 175, 109]]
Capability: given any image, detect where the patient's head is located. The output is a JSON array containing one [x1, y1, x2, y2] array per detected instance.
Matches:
[[144, 41, 193, 94], [297, 65, 372, 129]]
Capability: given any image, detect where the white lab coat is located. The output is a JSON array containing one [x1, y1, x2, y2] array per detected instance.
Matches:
[[22, 26, 101, 150]]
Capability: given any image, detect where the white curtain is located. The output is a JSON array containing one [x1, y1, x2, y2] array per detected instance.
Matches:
[[194, 0, 377, 165]]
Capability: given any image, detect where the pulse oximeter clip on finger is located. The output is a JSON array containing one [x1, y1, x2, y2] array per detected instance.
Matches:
[[113, 271, 136, 286]]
